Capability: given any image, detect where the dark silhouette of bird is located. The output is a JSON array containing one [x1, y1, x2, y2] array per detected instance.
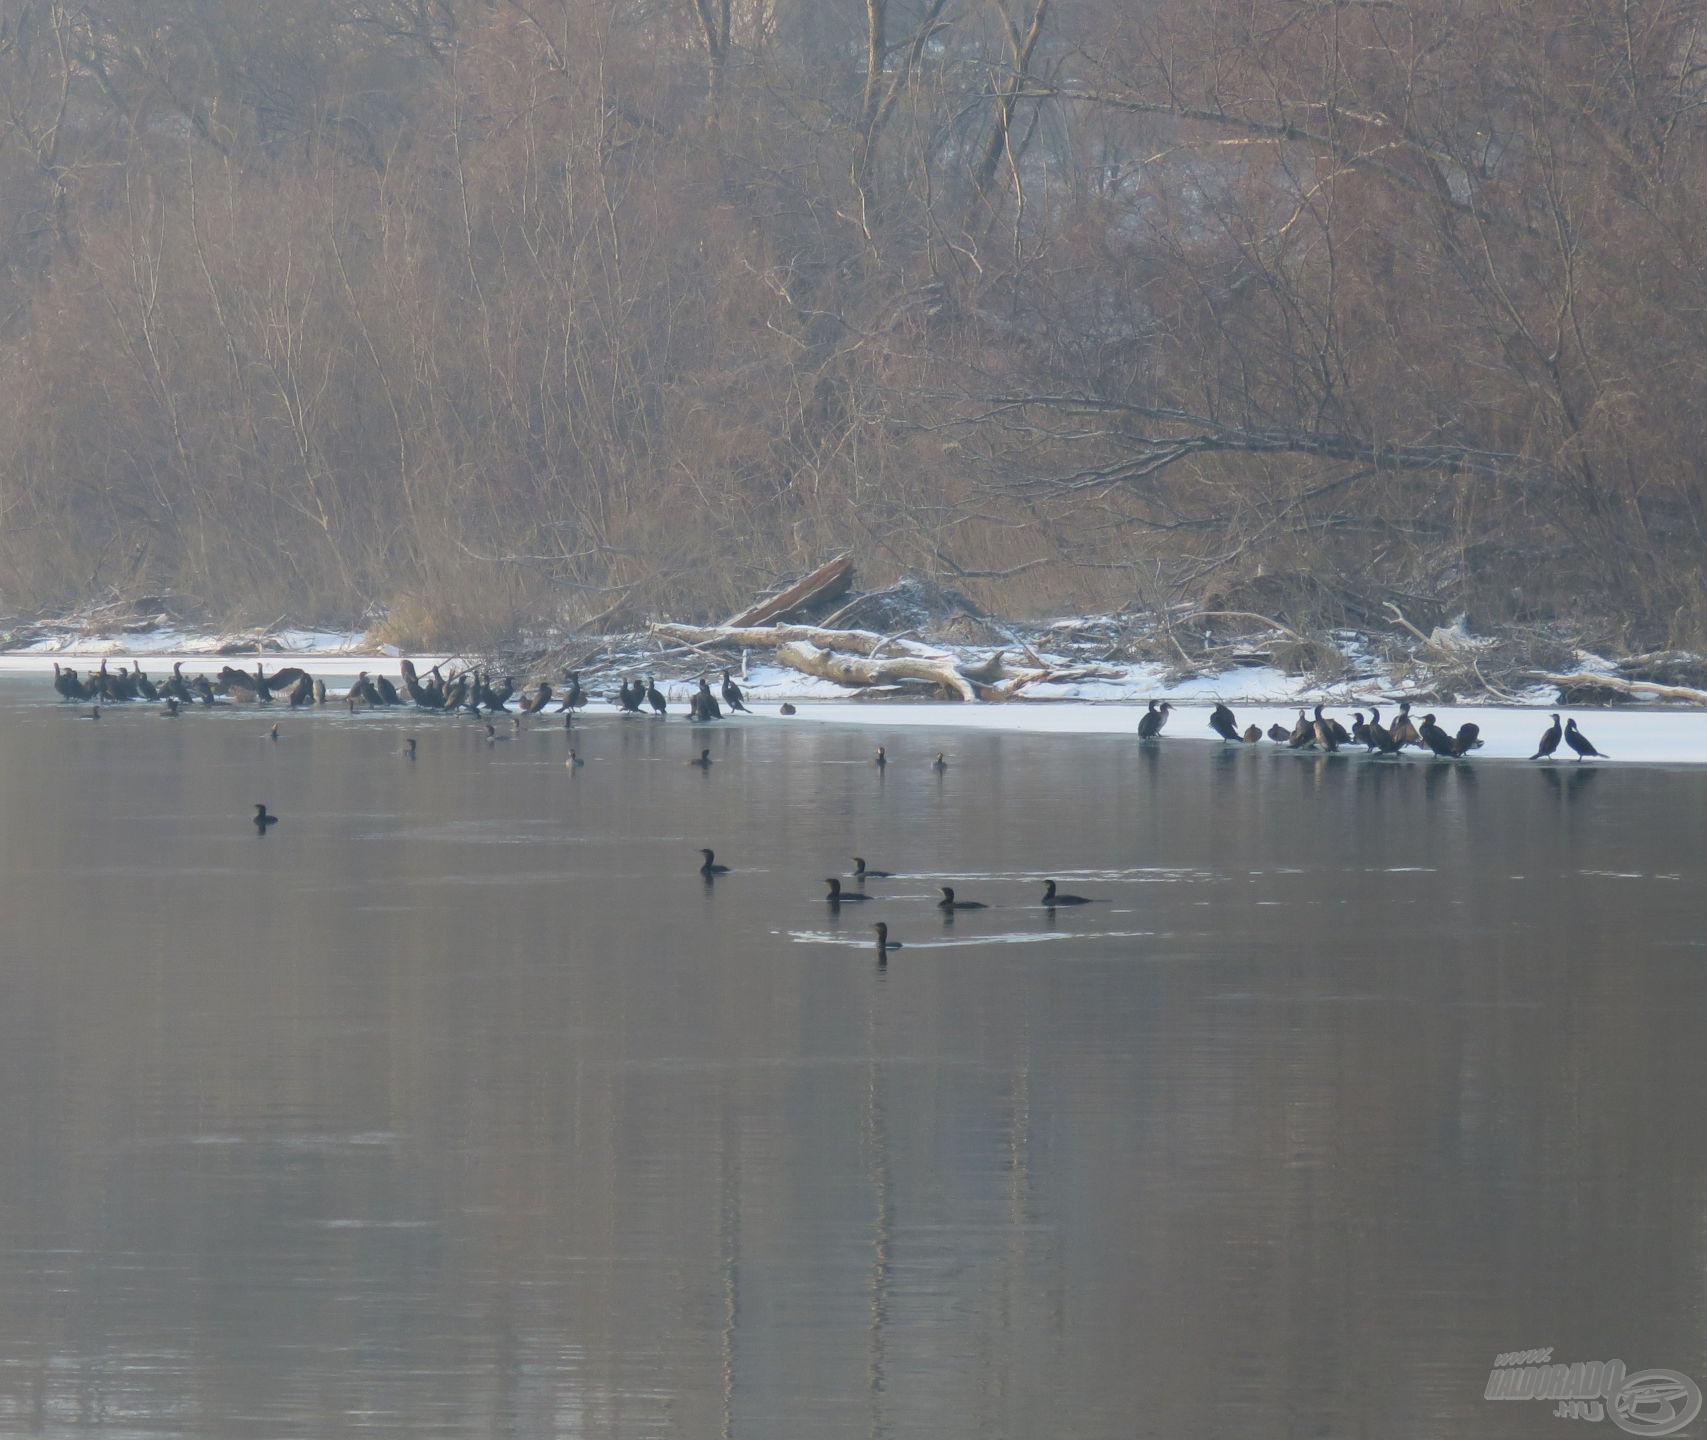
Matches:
[[721, 670, 751, 713], [565, 748, 583, 768], [852, 857, 893, 880], [931, 752, 948, 772], [873, 922, 901, 958], [873, 746, 887, 768], [268, 723, 280, 742], [698, 848, 730, 876], [1041, 879, 1094, 906], [687, 748, 713, 767], [691, 679, 723, 721], [519, 682, 553, 714], [161, 697, 181, 717], [558, 672, 586, 711], [162, 663, 193, 704], [1266, 722, 1291, 743], [825, 878, 868, 903], [253, 804, 279, 832], [1242, 724, 1263, 744], [1390, 701, 1421, 749], [646, 677, 668, 716], [404, 738, 416, 759], [617, 677, 644, 714], [1531, 714, 1563, 760], [1288, 709, 1316, 748], [779, 703, 797, 716], [130, 663, 159, 702], [1365, 707, 1401, 755], [938, 886, 986, 910], [1564, 719, 1607, 760], [1137, 700, 1172, 739], [51, 663, 90, 702], [1315, 704, 1350, 748], [1209, 702, 1240, 742], [373, 674, 401, 706], [1349, 712, 1370, 748], [83, 705, 100, 720], [1418, 713, 1457, 758], [1452, 722, 1484, 757]]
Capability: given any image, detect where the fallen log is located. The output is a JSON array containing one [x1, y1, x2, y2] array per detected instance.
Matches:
[[723, 555, 854, 627], [652, 620, 1123, 700], [1529, 670, 1707, 705], [650, 621, 948, 660], [777, 640, 979, 701]]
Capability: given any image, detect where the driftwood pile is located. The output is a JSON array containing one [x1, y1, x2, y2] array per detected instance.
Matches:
[[649, 622, 1121, 701]]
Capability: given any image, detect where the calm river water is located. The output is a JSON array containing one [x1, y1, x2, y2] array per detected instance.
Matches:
[[1, 678, 1704, 1439]]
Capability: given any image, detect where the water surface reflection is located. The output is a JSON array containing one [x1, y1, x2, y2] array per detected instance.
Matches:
[[0, 682, 1703, 1438]]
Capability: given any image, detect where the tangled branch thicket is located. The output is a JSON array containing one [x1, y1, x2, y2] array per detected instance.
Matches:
[[0, 0, 1704, 649]]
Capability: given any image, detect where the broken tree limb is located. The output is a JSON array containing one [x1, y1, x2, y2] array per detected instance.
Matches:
[[723, 555, 854, 627], [776, 640, 980, 701], [1529, 670, 1707, 705]]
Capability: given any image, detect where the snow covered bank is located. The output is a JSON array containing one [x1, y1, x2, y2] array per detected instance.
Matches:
[[3, 630, 1704, 765]]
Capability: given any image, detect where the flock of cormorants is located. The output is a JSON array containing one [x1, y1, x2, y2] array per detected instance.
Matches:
[[1179, 698, 1607, 761], [46, 656, 1614, 950], [49, 656, 754, 719], [48, 656, 1609, 763]]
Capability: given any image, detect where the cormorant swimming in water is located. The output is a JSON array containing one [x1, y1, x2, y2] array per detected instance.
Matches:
[[1208, 702, 1240, 742], [721, 671, 751, 713], [825, 878, 868, 902], [1137, 701, 1171, 739], [269, 723, 280, 742], [1041, 879, 1094, 906], [931, 752, 948, 772], [938, 886, 986, 910], [161, 697, 181, 717], [779, 703, 797, 716], [873, 746, 887, 768], [698, 848, 730, 876], [1531, 714, 1563, 760], [852, 857, 893, 879], [404, 738, 416, 759], [873, 923, 901, 958], [565, 748, 583, 768], [1564, 719, 1607, 760], [253, 804, 279, 832], [687, 749, 714, 767]]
